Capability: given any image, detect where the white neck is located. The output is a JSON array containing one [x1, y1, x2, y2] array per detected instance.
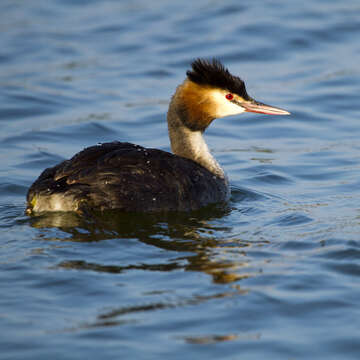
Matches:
[[167, 96, 225, 179]]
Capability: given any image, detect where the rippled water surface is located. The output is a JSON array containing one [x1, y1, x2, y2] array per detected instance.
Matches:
[[1, 0, 360, 359]]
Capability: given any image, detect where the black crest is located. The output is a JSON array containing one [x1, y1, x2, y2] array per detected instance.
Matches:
[[186, 58, 250, 100]]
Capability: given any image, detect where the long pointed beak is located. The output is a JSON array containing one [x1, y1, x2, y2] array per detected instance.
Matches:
[[241, 98, 290, 115]]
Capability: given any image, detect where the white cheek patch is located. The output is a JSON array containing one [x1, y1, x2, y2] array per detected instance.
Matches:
[[210, 90, 246, 118]]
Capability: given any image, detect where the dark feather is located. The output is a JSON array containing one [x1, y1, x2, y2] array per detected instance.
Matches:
[[27, 142, 228, 213], [186, 58, 250, 100]]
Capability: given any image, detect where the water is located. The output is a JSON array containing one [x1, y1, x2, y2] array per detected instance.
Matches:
[[1, 0, 360, 358]]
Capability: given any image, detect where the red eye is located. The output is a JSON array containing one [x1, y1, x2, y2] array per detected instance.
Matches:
[[225, 93, 233, 100]]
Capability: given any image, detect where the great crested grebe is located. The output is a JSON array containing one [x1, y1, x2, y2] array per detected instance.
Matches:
[[26, 58, 289, 214]]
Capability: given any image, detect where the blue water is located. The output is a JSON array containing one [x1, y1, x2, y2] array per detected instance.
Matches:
[[1, 0, 360, 359]]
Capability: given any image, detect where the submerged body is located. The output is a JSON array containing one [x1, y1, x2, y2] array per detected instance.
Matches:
[[26, 59, 289, 214]]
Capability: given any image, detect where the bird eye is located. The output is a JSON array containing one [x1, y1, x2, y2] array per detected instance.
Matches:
[[225, 93, 233, 100]]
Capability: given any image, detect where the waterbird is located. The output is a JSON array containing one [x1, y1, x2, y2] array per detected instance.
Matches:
[[26, 59, 290, 214]]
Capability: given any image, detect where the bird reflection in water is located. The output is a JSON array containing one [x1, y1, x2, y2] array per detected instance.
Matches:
[[29, 204, 263, 285], [29, 205, 267, 336]]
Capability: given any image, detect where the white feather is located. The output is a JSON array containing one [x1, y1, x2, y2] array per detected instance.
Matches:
[[210, 90, 246, 118]]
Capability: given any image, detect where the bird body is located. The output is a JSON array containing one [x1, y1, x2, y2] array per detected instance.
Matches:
[[26, 59, 289, 214], [27, 142, 228, 213]]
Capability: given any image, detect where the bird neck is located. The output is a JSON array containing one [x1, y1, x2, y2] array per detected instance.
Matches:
[[167, 84, 225, 179]]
